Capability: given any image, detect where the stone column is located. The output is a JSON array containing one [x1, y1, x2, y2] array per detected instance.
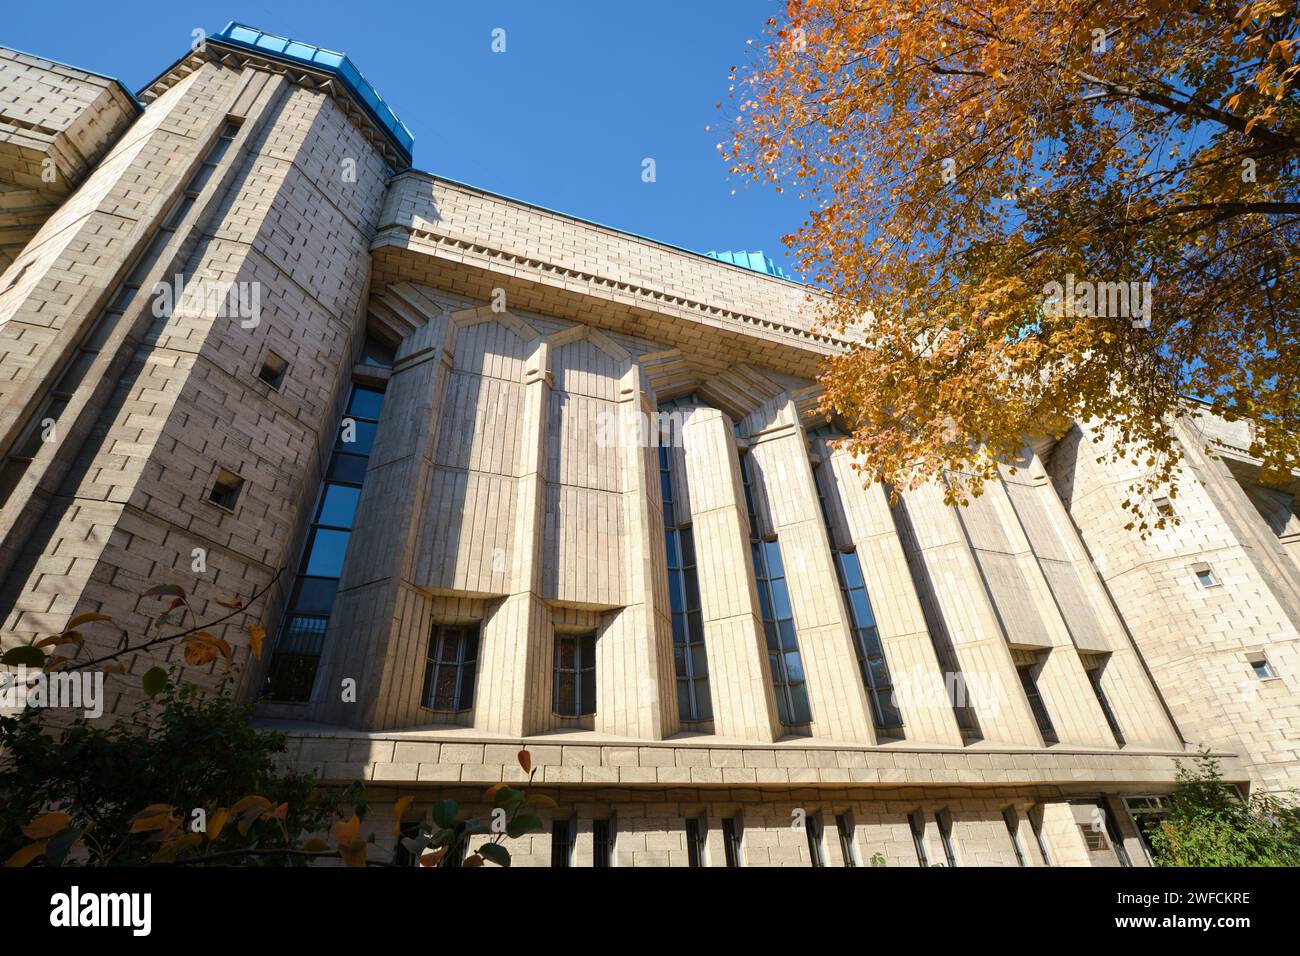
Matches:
[[681, 405, 782, 742], [595, 363, 678, 739], [968, 475, 1117, 748], [894, 480, 1043, 745], [476, 337, 552, 736], [744, 397, 876, 744], [817, 436, 966, 747]]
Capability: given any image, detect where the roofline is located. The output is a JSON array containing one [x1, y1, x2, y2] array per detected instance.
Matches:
[[0, 43, 142, 113], [399, 168, 812, 291], [208, 21, 412, 165]]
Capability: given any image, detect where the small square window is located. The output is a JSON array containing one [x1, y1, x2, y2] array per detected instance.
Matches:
[[208, 467, 244, 511], [1193, 564, 1219, 588], [1154, 498, 1175, 518], [1248, 654, 1274, 680], [258, 350, 289, 390]]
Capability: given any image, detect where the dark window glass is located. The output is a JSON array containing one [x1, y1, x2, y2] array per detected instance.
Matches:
[[1031, 808, 1053, 866], [659, 439, 712, 721], [336, 419, 378, 455], [722, 818, 742, 867], [909, 811, 929, 867], [1102, 803, 1132, 867], [936, 811, 958, 866], [1087, 665, 1125, 746], [551, 820, 572, 868], [806, 814, 824, 867], [303, 527, 350, 577], [593, 818, 613, 867], [328, 452, 370, 484], [290, 577, 339, 616], [685, 818, 706, 868], [836, 814, 857, 867], [347, 385, 385, 419], [421, 625, 479, 712], [740, 453, 812, 725], [816, 463, 902, 732], [360, 338, 396, 368], [553, 631, 597, 717], [1018, 665, 1058, 743], [277, 615, 328, 654], [1004, 809, 1027, 866], [316, 484, 361, 528], [265, 383, 386, 702]]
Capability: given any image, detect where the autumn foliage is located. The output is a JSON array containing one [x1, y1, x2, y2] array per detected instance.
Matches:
[[725, 1, 1299, 513]]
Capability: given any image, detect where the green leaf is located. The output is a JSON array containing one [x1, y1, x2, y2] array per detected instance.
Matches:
[[431, 799, 459, 829], [1, 646, 46, 667], [400, 833, 431, 856], [492, 786, 524, 809], [141, 666, 170, 698], [506, 813, 542, 839], [477, 842, 511, 867]]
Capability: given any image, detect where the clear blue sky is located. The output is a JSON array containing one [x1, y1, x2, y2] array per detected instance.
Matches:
[[4, 0, 803, 274]]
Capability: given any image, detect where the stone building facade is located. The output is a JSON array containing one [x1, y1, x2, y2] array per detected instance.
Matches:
[[0, 24, 1295, 867]]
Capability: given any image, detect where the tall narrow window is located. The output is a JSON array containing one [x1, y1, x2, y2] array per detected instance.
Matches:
[[264, 380, 386, 701], [722, 817, 743, 867], [0, 121, 242, 504], [551, 819, 574, 868], [593, 817, 614, 868], [812, 459, 903, 732], [1003, 809, 1027, 867], [835, 813, 858, 867], [740, 452, 812, 725], [1017, 664, 1058, 743], [421, 624, 479, 712], [659, 443, 711, 721], [935, 810, 958, 867], [909, 811, 929, 867], [553, 631, 597, 717], [685, 817, 707, 868], [805, 814, 825, 867], [1086, 664, 1125, 746], [1102, 803, 1132, 867], [1030, 806, 1052, 866]]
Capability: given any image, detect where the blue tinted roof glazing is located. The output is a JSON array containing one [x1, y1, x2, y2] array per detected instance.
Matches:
[[706, 250, 791, 280], [213, 21, 413, 163]]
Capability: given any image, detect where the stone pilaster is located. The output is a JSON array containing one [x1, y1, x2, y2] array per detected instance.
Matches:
[[681, 405, 782, 742], [744, 397, 876, 744], [817, 436, 966, 747]]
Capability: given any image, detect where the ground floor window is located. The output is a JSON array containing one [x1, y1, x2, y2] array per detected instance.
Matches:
[[553, 631, 597, 717]]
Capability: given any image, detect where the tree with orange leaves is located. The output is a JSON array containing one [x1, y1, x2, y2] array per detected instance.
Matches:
[[725, 1, 1299, 524]]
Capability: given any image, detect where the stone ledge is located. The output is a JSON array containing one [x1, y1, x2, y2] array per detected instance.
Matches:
[[261, 721, 1245, 790]]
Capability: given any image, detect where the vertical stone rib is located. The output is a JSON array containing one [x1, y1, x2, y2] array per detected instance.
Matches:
[[744, 397, 876, 744], [819, 437, 965, 747], [681, 405, 781, 742], [596, 365, 676, 739], [477, 337, 550, 736]]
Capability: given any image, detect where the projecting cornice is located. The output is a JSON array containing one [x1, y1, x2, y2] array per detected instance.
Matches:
[[369, 172, 853, 380]]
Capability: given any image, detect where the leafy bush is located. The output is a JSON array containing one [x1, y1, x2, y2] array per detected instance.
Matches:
[[0, 678, 349, 866], [1148, 752, 1300, 867]]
